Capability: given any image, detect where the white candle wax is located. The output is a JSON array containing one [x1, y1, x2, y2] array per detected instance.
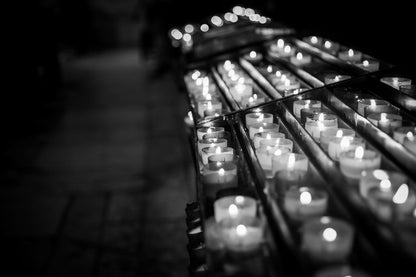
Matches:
[[324, 74, 350, 84], [359, 169, 407, 198], [354, 59, 380, 72], [367, 113, 402, 134], [244, 51, 263, 63], [380, 76, 412, 90], [293, 100, 322, 119], [357, 98, 391, 116], [304, 113, 338, 141], [301, 216, 354, 263], [320, 128, 355, 151], [290, 52, 312, 67], [272, 153, 308, 176], [198, 138, 227, 155], [338, 49, 362, 62], [328, 137, 365, 161], [339, 147, 381, 179], [393, 127, 416, 144], [214, 195, 257, 223], [248, 122, 280, 139], [253, 131, 285, 148], [201, 146, 234, 165], [245, 112, 273, 128], [283, 186, 328, 221], [256, 145, 291, 173], [197, 126, 225, 140], [220, 216, 264, 252]]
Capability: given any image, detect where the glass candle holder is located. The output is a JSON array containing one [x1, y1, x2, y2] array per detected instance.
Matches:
[[253, 131, 285, 148], [366, 183, 416, 222], [229, 83, 253, 102], [328, 137, 365, 161], [301, 216, 355, 263], [245, 112, 273, 128], [305, 114, 338, 141], [399, 84, 416, 97], [198, 138, 227, 155], [272, 153, 309, 176], [214, 195, 257, 223], [273, 169, 308, 197], [204, 217, 226, 271], [197, 126, 225, 140], [357, 98, 390, 116], [270, 43, 294, 58], [201, 162, 238, 200], [203, 161, 237, 176], [359, 169, 408, 198], [201, 146, 234, 165], [244, 50, 263, 63], [248, 122, 280, 139], [354, 59, 380, 72], [197, 100, 222, 117], [290, 52, 312, 67], [339, 147, 381, 179], [320, 128, 356, 151], [256, 145, 291, 177], [393, 126, 416, 144], [321, 39, 340, 54], [338, 49, 362, 62], [324, 74, 351, 84], [241, 94, 266, 108], [283, 186, 329, 221], [293, 99, 322, 119], [367, 113, 402, 134], [380, 76, 412, 90]]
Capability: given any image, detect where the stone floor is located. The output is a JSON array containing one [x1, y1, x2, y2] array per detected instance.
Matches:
[[0, 49, 195, 276]]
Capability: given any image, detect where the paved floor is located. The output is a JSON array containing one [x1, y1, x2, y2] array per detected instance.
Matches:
[[0, 49, 195, 276]]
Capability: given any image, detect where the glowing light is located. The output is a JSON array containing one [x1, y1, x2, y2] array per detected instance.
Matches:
[[196, 78, 203, 86], [207, 128, 212, 134], [187, 111, 193, 121], [287, 154, 296, 170], [363, 60, 369, 67], [311, 36, 318, 44], [200, 24, 209, 32], [393, 184, 409, 204], [249, 51, 257, 58], [380, 113, 388, 122], [205, 94, 212, 101], [259, 16, 267, 24], [284, 79, 291, 86], [322, 228, 337, 242], [207, 101, 213, 110], [277, 39, 284, 48], [257, 114, 264, 122], [215, 146, 222, 154], [235, 83, 246, 93], [321, 216, 330, 224], [224, 12, 232, 22], [253, 94, 258, 100], [211, 16, 223, 27], [300, 190, 312, 204], [232, 6, 243, 15], [284, 45, 291, 54], [235, 196, 245, 204], [219, 168, 225, 176], [231, 74, 240, 82], [336, 130, 343, 138], [373, 169, 389, 180], [324, 41, 332, 48], [355, 146, 364, 159], [244, 8, 254, 16], [380, 179, 391, 191], [275, 71, 282, 77], [171, 29, 182, 40], [370, 99, 376, 107], [183, 33, 192, 42], [348, 49, 354, 57], [229, 14, 238, 23], [258, 126, 264, 133], [238, 77, 245, 84], [191, 71, 200, 80], [224, 60, 232, 70], [236, 224, 247, 236], [296, 52, 303, 60], [184, 24, 194, 33], [281, 74, 287, 81], [406, 131, 414, 141], [334, 75, 340, 82], [228, 204, 239, 217], [267, 65, 273, 73], [274, 149, 282, 156], [318, 113, 325, 121], [248, 97, 254, 104]]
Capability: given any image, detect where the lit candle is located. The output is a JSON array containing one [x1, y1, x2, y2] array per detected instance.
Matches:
[[245, 112, 273, 127], [204, 217, 225, 270], [283, 87, 308, 97], [403, 131, 416, 155], [380, 76, 412, 90], [320, 128, 355, 151], [274, 45, 294, 58], [245, 50, 262, 63], [202, 166, 238, 200], [367, 112, 402, 134], [300, 107, 331, 125], [359, 169, 407, 198], [339, 146, 381, 179], [328, 136, 365, 161], [354, 59, 380, 72], [305, 113, 338, 141], [293, 100, 322, 119], [201, 146, 234, 165], [197, 100, 222, 118], [220, 217, 264, 252], [275, 78, 301, 91], [301, 216, 354, 263], [393, 126, 416, 144], [338, 48, 362, 62], [283, 186, 328, 221], [272, 152, 308, 176], [197, 126, 225, 140], [357, 98, 391, 116], [253, 131, 285, 148], [290, 52, 312, 66], [260, 137, 294, 152], [269, 38, 285, 53], [230, 83, 253, 101], [256, 145, 291, 174], [248, 122, 280, 139], [198, 138, 227, 155], [306, 35, 322, 46], [214, 195, 257, 223], [324, 73, 350, 84]]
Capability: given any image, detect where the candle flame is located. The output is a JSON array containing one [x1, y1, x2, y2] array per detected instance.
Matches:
[[370, 99, 376, 107], [284, 79, 291, 86], [196, 78, 203, 86], [235, 196, 245, 204], [393, 184, 409, 204], [207, 128, 212, 134], [380, 113, 387, 122], [267, 65, 273, 73], [323, 227, 337, 242], [340, 137, 351, 149], [296, 52, 303, 60], [266, 133, 271, 140], [406, 131, 414, 141], [334, 75, 340, 82], [249, 51, 257, 58], [274, 149, 282, 156], [218, 168, 225, 176], [380, 179, 391, 192], [373, 169, 389, 180], [248, 96, 254, 103], [311, 36, 318, 44], [363, 60, 369, 67], [318, 113, 325, 121], [281, 74, 287, 81], [253, 94, 258, 100], [236, 224, 247, 236], [215, 146, 222, 154], [216, 161, 222, 167], [300, 191, 312, 204], [355, 146, 364, 159], [188, 111, 193, 121], [238, 77, 245, 84], [284, 45, 291, 53], [206, 94, 212, 101], [257, 114, 264, 122], [324, 41, 332, 48], [336, 130, 343, 138], [236, 83, 246, 93], [348, 49, 354, 57], [277, 39, 284, 48], [287, 153, 296, 170], [191, 70, 201, 80], [259, 126, 264, 133], [275, 71, 281, 77], [228, 204, 239, 217], [207, 101, 213, 110]]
